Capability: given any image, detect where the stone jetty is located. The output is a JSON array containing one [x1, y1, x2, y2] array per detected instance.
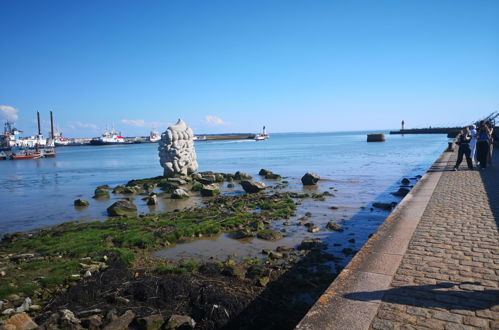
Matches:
[[297, 144, 499, 329]]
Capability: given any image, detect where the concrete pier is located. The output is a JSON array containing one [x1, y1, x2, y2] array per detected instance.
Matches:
[[297, 145, 499, 329]]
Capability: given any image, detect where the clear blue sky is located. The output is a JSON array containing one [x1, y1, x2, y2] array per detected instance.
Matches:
[[1, 0, 498, 137]]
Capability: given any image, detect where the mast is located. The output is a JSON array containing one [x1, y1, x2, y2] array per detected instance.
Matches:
[[50, 111, 55, 139], [37, 111, 42, 136]]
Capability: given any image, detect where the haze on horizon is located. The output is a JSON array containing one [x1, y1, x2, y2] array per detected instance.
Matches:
[[1, 0, 498, 138]]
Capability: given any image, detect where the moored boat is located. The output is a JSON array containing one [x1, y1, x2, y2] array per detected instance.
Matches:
[[10, 152, 42, 160], [90, 126, 126, 145], [149, 129, 161, 143]]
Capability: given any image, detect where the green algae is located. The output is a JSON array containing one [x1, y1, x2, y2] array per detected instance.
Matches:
[[0, 192, 297, 301]]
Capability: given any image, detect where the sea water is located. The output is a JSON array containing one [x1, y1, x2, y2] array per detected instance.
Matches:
[[0, 131, 448, 236]]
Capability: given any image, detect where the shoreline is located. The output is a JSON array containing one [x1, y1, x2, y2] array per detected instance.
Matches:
[[296, 142, 452, 329]]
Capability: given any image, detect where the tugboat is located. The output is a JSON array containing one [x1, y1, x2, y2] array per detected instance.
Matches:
[[90, 125, 126, 145]]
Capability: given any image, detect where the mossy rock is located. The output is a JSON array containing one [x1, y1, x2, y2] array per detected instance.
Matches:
[[112, 185, 126, 194], [234, 171, 252, 180], [191, 183, 203, 192], [265, 173, 281, 180], [326, 221, 343, 232], [107, 200, 137, 217], [258, 169, 272, 176], [232, 228, 254, 239], [123, 186, 142, 194], [158, 182, 178, 193], [256, 229, 283, 241], [74, 199, 89, 207], [93, 188, 110, 199], [96, 185, 110, 190], [200, 184, 220, 197]]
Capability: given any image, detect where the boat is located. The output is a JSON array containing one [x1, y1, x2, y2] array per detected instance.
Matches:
[[254, 126, 269, 141], [193, 135, 207, 141], [254, 134, 268, 141], [90, 126, 126, 145], [0, 151, 7, 160], [149, 129, 161, 143], [10, 151, 42, 160], [1, 111, 56, 158], [53, 126, 70, 146]]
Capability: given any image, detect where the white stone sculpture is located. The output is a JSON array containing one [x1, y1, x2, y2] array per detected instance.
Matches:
[[158, 119, 199, 177]]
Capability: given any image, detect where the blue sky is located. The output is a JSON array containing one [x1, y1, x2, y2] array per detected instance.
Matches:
[[1, 0, 498, 137]]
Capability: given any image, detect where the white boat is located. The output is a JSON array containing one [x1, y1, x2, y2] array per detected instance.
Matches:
[[53, 127, 70, 146], [90, 126, 126, 145], [193, 135, 207, 141], [149, 129, 161, 143], [254, 126, 269, 141]]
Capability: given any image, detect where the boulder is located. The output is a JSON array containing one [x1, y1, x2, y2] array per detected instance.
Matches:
[[158, 119, 198, 177], [258, 169, 272, 176], [103, 310, 135, 330], [326, 221, 343, 232], [232, 228, 254, 239], [146, 195, 158, 205], [59, 309, 81, 329], [256, 229, 283, 241], [307, 226, 320, 233], [240, 180, 265, 193], [123, 186, 141, 194], [200, 184, 220, 197], [265, 173, 281, 180], [392, 187, 410, 197], [15, 297, 32, 313], [299, 238, 327, 250], [372, 202, 394, 211], [167, 178, 187, 185], [234, 171, 252, 180], [107, 200, 137, 217], [301, 172, 320, 185], [74, 199, 89, 207], [401, 178, 410, 185], [93, 188, 110, 199], [136, 314, 165, 330], [166, 315, 196, 329], [112, 185, 126, 194], [2, 312, 37, 330], [171, 188, 190, 199], [81, 315, 103, 330]]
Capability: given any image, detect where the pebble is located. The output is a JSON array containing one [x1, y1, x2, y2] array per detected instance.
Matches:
[[2, 308, 15, 315]]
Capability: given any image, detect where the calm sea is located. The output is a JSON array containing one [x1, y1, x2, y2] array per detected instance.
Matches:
[[0, 131, 448, 235]]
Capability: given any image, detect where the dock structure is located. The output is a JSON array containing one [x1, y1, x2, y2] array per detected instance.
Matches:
[[297, 144, 499, 329]]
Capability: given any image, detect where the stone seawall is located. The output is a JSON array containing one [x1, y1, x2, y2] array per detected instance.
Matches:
[[296, 145, 453, 329]]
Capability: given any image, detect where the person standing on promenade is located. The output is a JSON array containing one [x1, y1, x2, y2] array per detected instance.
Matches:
[[476, 121, 492, 169], [486, 121, 494, 166], [453, 127, 473, 171], [469, 124, 477, 165]]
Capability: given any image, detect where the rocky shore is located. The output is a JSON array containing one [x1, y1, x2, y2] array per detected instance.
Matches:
[[0, 169, 418, 329]]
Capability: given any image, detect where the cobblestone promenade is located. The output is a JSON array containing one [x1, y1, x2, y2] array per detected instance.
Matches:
[[370, 152, 499, 329]]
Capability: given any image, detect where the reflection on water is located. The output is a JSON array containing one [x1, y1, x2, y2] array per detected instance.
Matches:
[[0, 132, 448, 238]]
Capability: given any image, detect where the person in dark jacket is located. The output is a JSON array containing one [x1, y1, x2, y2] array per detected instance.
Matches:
[[476, 121, 492, 169], [453, 127, 473, 171]]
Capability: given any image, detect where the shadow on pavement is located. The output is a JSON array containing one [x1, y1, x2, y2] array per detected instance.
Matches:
[[478, 150, 499, 228], [344, 282, 499, 311]]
